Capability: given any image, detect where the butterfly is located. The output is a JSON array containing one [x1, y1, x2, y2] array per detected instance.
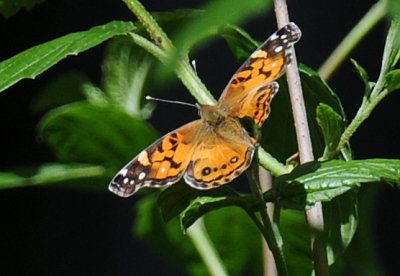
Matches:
[[109, 23, 301, 197]]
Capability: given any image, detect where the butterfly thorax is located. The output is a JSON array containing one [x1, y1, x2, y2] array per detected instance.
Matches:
[[199, 105, 226, 127]]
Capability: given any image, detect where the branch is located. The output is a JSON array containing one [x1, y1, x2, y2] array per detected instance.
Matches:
[[274, 0, 329, 275]]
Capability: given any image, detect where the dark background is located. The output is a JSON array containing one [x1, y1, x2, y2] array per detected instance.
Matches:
[[0, 0, 399, 275]]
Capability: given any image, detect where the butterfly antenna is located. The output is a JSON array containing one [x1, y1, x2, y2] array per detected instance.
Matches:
[[145, 96, 199, 109], [191, 60, 197, 74]]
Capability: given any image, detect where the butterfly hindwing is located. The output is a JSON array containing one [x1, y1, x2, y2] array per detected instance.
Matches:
[[236, 82, 279, 127], [184, 118, 256, 189], [109, 121, 200, 197]]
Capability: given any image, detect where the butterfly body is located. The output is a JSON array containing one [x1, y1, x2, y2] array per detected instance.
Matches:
[[109, 23, 301, 197]]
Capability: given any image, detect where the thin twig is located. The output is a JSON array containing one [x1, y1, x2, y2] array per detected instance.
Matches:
[[274, 0, 329, 275], [259, 167, 277, 276]]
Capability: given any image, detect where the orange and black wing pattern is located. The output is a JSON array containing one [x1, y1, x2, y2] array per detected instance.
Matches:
[[218, 22, 301, 105], [109, 121, 200, 197], [234, 82, 279, 127]]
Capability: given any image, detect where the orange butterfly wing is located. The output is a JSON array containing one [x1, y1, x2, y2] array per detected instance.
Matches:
[[184, 117, 256, 189], [222, 82, 279, 127], [109, 121, 200, 197], [218, 22, 301, 106]]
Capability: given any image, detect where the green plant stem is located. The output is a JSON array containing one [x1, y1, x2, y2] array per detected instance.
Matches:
[[258, 147, 291, 176], [122, 0, 173, 51], [187, 218, 228, 276], [318, 0, 388, 81], [247, 160, 288, 276], [335, 16, 400, 155], [128, 32, 216, 106]]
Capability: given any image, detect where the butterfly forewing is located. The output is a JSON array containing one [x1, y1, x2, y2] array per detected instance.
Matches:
[[109, 121, 200, 197], [218, 22, 301, 104]]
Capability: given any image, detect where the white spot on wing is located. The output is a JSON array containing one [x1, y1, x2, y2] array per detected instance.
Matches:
[[120, 168, 128, 176], [161, 167, 166, 173], [274, 46, 283, 53], [123, 178, 129, 184], [270, 33, 279, 41], [138, 172, 146, 180]]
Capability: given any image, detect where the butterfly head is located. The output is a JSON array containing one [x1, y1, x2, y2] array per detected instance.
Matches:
[[199, 105, 225, 127]]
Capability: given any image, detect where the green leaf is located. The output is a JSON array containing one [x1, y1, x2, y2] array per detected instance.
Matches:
[[385, 69, 400, 92], [350, 58, 374, 95], [324, 189, 358, 265], [102, 35, 155, 118], [316, 103, 346, 158], [350, 58, 369, 84], [180, 193, 263, 231], [31, 71, 89, 113], [219, 24, 260, 62], [388, 0, 400, 19], [268, 159, 400, 209], [0, 163, 108, 190], [262, 64, 346, 162], [280, 209, 313, 275], [38, 102, 158, 168], [0, 0, 45, 18], [0, 21, 134, 93], [157, 182, 262, 227], [330, 185, 385, 275], [82, 82, 110, 106]]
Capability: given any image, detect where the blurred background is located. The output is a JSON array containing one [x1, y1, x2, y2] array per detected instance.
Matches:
[[0, 0, 399, 275]]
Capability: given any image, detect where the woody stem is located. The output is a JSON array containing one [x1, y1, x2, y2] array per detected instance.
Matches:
[[274, 0, 329, 275]]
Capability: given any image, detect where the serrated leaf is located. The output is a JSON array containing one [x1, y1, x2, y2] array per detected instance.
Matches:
[[0, 0, 45, 18], [385, 69, 400, 92], [219, 24, 260, 62], [102, 36, 155, 118], [0, 21, 134, 93], [316, 103, 346, 158], [0, 163, 108, 190], [269, 159, 400, 209], [38, 102, 158, 168]]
